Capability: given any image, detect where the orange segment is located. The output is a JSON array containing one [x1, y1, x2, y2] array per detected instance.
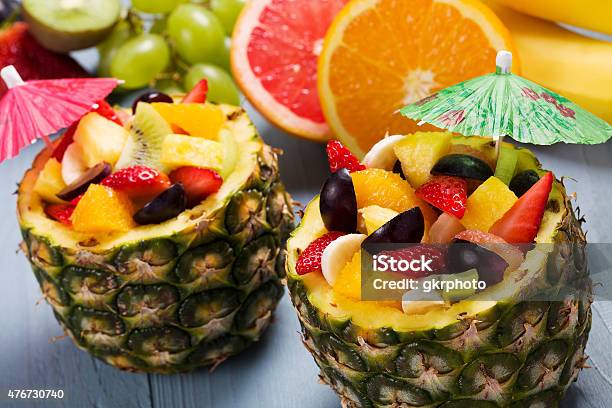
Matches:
[[319, 0, 518, 157], [152, 103, 225, 139], [333, 251, 402, 309], [350, 168, 437, 235], [72, 185, 135, 234]]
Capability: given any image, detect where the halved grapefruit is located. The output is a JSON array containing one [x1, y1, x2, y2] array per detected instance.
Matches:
[[231, 0, 349, 142], [318, 0, 519, 157]]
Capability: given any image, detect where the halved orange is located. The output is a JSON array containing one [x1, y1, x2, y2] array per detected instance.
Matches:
[[318, 0, 519, 157]]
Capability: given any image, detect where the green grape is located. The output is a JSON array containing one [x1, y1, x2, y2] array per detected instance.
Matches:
[[132, 0, 180, 14], [150, 17, 168, 35], [97, 20, 132, 77], [154, 78, 185, 95], [212, 37, 231, 72], [110, 33, 170, 89], [167, 4, 225, 64], [210, 0, 245, 35], [184, 64, 240, 106]]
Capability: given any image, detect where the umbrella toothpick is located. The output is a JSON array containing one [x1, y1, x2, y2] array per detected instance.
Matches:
[[1, 65, 25, 89], [495, 135, 505, 162]]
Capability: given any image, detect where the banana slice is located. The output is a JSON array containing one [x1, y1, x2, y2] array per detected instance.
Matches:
[[61, 143, 88, 185], [401, 285, 446, 315], [363, 134, 405, 170], [321, 233, 367, 286]]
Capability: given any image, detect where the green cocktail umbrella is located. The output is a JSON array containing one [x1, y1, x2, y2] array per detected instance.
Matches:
[[400, 51, 611, 149]]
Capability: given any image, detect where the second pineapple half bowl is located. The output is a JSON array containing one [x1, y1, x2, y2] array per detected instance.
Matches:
[[286, 134, 590, 407]]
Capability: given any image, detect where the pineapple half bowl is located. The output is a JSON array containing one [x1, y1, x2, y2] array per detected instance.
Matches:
[[17, 97, 295, 373], [286, 133, 591, 407]]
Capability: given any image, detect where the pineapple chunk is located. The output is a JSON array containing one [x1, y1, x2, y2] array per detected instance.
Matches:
[[34, 158, 67, 204], [153, 103, 225, 139], [393, 131, 452, 188], [461, 176, 518, 232], [72, 185, 135, 233], [359, 205, 399, 235], [161, 134, 224, 172], [74, 112, 129, 168]]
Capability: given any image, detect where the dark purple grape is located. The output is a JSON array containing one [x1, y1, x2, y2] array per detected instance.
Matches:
[[510, 170, 540, 197], [392, 160, 406, 179], [320, 168, 357, 233], [431, 154, 493, 181], [132, 91, 173, 113], [448, 239, 508, 285], [134, 184, 187, 225], [57, 162, 111, 201], [363, 207, 424, 248]]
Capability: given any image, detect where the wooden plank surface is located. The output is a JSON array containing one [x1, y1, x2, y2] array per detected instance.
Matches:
[[0, 97, 611, 407]]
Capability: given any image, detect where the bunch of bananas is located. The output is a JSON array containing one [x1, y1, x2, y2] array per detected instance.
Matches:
[[488, 0, 612, 122]]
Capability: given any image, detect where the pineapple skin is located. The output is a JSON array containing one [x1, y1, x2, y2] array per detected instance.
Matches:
[[286, 139, 591, 407], [18, 108, 295, 373]]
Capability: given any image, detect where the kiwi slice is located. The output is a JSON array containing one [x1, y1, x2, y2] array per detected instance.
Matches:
[[494, 146, 518, 185], [115, 103, 173, 173], [437, 269, 480, 302], [22, 0, 121, 53]]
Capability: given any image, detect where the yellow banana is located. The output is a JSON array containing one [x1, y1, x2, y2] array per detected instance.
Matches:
[[491, 0, 612, 35], [487, 3, 612, 123]]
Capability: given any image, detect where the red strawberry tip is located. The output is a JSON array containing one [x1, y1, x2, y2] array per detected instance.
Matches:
[[326, 140, 366, 174], [183, 79, 208, 104], [296, 231, 346, 275]]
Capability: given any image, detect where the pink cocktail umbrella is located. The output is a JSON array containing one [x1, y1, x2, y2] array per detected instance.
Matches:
[[0, 65, 120, 162]]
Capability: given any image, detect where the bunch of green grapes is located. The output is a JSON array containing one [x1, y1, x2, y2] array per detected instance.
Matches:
[[98, 0, 245, 105]]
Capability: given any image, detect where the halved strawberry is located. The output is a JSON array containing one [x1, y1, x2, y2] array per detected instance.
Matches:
[[44, 204, 75, 226], [489, 172, 553, 244], [183, 79, 208, 104], [101, 166, 171, 202], [296, 231, 346, 275], [326, 140, 366, 173], [416, 176, 467, 218], [169, 167, 223, 207], [94, 100, 123, 126], [0, 22, 87, 98]]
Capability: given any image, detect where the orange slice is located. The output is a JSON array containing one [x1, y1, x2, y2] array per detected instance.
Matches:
[[231, 0, 349, 141], [318, 0, 518, 157]]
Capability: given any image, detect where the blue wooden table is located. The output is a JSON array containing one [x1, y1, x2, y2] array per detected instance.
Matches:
[[1, 51, 612, 407]]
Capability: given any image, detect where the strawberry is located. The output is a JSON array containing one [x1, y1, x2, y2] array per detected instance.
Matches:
[[378, 245, 447, 277], [70, 195, 83, 207], [101, 166, 171, 202], [183, 79, 208, 104], [93, 100, 123, 126], [489, 172, 553, 244], [296, 231, 346, 275], [326, 140, 366, 173], [51, 123, 77, 161], [416, 176, 467, 218], [0, 22, 87, 98], [44, 204, 75, 226], [169, 167, 223, 207]]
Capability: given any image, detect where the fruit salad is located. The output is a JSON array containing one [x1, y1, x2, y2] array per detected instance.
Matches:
[[34, 91, 234, 233], [18, 86, 295, 372], [286, 133, 589, 407]]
